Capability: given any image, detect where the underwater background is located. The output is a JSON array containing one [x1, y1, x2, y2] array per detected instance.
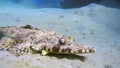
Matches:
[[0, 0, 120, 8], [0, 0, 120, 68]]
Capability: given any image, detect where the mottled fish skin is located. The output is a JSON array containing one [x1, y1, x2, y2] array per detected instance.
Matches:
[[0, 25, 95, 56]]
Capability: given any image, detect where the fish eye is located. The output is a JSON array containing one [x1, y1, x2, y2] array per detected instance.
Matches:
[[58, 38, 66, 45]]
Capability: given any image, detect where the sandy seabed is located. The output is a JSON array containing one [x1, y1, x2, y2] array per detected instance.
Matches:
[[0, 4, 120, 68]]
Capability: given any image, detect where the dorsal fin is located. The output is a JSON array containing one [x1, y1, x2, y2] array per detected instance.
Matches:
[[21, 24, 33, 29], [21, 24, 39, 30]]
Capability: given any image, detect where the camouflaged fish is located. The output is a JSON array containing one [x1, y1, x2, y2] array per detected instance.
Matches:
[[0, 25, 95, 56]]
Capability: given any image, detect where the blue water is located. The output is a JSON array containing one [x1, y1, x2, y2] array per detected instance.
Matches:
[[0, 0, 119, 9], [0, 0, 120, 9], [0, 0, 63, 8]]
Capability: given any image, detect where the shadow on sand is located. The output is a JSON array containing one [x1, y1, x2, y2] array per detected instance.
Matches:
[[47, 53, 87, 62]]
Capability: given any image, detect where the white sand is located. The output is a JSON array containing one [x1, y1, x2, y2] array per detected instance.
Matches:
[[0, 4, 120, 68]]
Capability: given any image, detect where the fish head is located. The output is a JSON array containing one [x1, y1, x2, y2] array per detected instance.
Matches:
[[30, 35, 95, 55]]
